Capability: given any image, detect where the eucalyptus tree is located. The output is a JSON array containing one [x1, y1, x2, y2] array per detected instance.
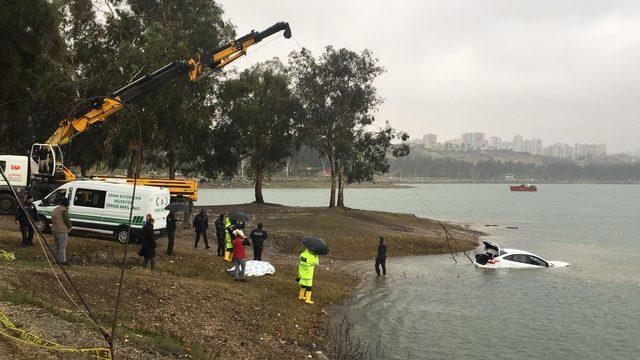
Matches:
[[289, 46, 384, 207], [216, 59, 302, 203]]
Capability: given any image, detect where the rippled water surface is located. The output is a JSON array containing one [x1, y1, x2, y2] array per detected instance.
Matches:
[[198, 184, 640, 359]]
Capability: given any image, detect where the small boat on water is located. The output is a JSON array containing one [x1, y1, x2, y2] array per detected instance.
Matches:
[[510, 184, 537, 192]]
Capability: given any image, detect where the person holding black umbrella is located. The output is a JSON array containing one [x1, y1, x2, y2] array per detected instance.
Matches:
[[224, 212, 248, 261], [297, 236, 328, 304]]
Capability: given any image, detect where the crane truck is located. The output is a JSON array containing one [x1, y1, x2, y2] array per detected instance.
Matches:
[[0, 21, 292, 215]]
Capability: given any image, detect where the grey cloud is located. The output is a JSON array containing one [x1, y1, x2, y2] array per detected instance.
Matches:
[[220, 0, 640, 152]]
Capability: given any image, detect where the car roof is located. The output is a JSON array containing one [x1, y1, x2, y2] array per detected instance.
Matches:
[[501, 248, 541, 257], [67, 180, 166, 194]]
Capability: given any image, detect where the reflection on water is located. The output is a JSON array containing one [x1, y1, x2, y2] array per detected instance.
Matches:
[[198, 184, 640, 359]]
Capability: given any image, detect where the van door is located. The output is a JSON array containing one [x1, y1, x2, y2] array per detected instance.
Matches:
[[71, 187, 109, 233]]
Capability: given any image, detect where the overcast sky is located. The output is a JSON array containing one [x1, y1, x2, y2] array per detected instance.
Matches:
[[219, 0, 640, 153]]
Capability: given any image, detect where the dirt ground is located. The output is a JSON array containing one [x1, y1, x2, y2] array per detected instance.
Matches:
[[0, 203, 481, 359]]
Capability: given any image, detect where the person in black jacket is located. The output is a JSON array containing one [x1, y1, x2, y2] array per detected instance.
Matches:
[[192, 209, 210, 249], [166, 211, 177, 256], [214, 213, 226, 256], [139, 217, 157, 271], [15, 194, 37, 246], [249, 223, 268, 261], [375, 236, 387, 276]]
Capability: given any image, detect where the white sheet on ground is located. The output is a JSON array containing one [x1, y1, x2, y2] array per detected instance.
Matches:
[[227, 260, 276, 277]]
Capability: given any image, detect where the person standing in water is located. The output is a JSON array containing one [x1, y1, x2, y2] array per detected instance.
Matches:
[[375, 236, 387, 276]]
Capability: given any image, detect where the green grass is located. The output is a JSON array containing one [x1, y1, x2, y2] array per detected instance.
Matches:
[[2, 290, 42, 307], [116, 326, 213, 359]]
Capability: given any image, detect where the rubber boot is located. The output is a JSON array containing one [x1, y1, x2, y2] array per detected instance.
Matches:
[[224, 251, 231, 261], [298, 288, 306, 300], [304, 291, 314, 304]]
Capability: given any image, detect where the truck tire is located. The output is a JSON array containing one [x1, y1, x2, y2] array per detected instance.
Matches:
[[0, 193, 17, 215]]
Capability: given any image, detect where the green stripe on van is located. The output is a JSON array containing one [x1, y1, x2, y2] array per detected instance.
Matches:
[[38, 210, 142, 226]]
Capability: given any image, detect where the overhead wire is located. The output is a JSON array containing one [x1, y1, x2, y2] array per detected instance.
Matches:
[[0, 155, 113, 349], [63, 95, 144, 359], [409, 187, 474, 264]]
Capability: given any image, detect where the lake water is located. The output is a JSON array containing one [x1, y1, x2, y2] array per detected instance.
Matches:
[[197, 184, 640, 359]]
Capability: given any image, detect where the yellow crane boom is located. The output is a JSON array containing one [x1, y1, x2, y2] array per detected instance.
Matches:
[[35, 22, 291, 199]]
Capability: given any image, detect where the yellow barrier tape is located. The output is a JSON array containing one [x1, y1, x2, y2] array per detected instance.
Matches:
[[0, 250, 15, 261], [0, 309, 111, 359]]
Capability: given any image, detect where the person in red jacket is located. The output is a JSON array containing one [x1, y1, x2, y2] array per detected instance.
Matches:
[[232, 230, 250, 282]]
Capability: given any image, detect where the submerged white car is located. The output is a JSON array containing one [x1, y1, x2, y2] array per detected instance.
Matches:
[[474, 242, 570, 269]]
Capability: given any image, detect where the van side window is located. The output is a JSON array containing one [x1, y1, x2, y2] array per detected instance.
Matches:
[[74, 188, 106, 209]]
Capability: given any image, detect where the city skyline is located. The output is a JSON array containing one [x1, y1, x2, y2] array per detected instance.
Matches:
[[413, 131, 620, 160], [413, 129, 636, 155], [415, 130, 618, 154]]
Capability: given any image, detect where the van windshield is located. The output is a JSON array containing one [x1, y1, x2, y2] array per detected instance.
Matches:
[[43, 189, 67, 206]]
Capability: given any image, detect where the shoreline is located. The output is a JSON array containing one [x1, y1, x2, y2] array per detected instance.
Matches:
[[0, 204, 481, 358]]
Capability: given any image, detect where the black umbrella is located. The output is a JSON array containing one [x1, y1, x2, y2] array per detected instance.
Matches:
[[165, 203, 190, 213], [302, 236, 329, 255], [229, 212, 250, 223]]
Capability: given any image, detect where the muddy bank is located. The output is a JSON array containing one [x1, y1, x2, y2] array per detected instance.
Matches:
[[0, 204, 480, 359]]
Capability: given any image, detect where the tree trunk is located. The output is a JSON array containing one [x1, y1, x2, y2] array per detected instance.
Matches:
[[328, 152, 336, 207], [168, 136, 176, 180], [255, 164, 265, 204], [127, 151, 135, 178], [80, 163, 88, 177], [337, 159, 345, 207], [127, 144, 143, 178]]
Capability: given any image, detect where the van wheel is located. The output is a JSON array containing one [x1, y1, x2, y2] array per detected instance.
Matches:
[[115, 228, 131, 244], [0, 193, 17, 215], [35, 215, 50, 234]]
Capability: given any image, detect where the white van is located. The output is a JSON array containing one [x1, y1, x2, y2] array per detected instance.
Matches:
[[34, 180, 170, 243]]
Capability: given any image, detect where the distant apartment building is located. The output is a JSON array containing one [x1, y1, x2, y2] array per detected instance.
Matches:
[[549, 143, 574, 159], [461, 132, 485, 149], [574, 143, 606, 159], [523, 138, 543, 155], [423, 133, 437, 148], [512, 135, 524, 153], [444, 138, 464, 151], [488, 136, 502, 149]]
